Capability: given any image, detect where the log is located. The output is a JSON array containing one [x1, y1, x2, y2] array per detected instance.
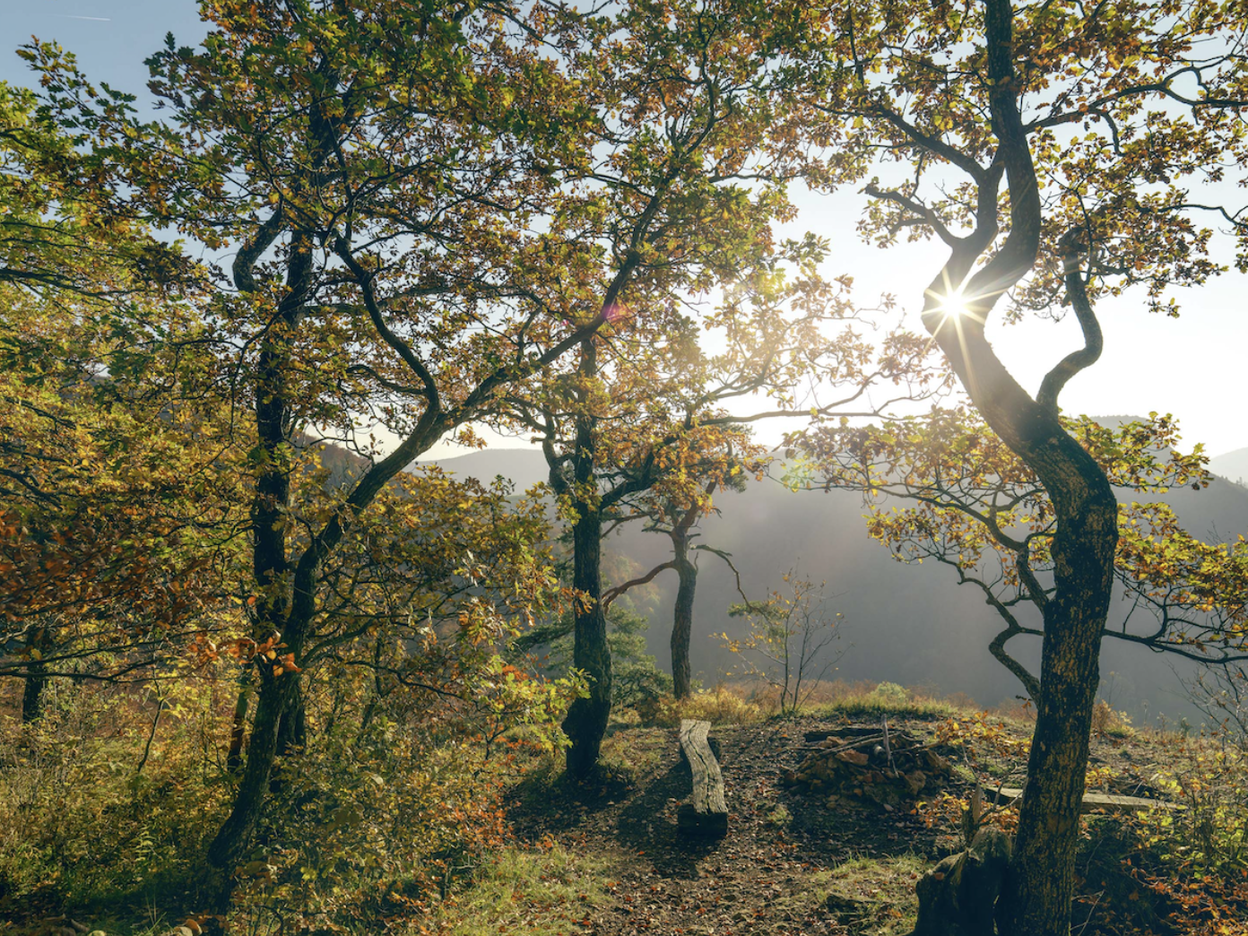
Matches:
[[988, 787, 1180, 813], [677, 719, 728, 837], [804, 725, 889, 742]]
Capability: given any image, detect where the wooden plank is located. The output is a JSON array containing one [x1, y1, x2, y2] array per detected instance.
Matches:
[[988, 787, 1180, 813], [677, 719, 728, 837], [804, 726, 888, 743]]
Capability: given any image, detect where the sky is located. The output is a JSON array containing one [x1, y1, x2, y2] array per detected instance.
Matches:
[[5, 1, 1245, 460]]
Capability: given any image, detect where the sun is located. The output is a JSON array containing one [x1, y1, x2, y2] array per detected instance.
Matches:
[[926, 284, 974, 322], [923, 271, 990, 335]]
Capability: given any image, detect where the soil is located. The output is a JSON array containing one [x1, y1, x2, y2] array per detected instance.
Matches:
[[506, 715, 963, 936], [504, 714, 1196, 936]]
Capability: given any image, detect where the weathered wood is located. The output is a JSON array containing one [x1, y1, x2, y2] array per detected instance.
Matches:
[[804, 725, 888, 743], [989, 787, 1180, 813], [677, 719, 728, 837]]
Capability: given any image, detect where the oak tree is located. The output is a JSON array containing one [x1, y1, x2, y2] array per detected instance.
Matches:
[[791, 0, 1248, 930]]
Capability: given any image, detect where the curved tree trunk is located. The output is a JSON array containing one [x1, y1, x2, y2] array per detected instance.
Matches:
[[670, 534, 697, 700], [207, 228, 308, 869], [207, 670, 297, 869], [918, 3, 1119, 931]]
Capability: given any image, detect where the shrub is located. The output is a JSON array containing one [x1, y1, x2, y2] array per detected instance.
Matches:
[[874, 682, 910, 703], [639, 684, 765, 727], [1140, 735, 1247, 874], [0, 674, 232, 911], [1091, 699, 1135, 739]]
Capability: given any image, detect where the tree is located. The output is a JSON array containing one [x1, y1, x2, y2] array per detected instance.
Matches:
[[490, 0, 939, 776], [0, 81, 236, 723], [512, 235, 938, 773], [22, 0, 638, 867], [635, 466, 744, 701], [721, 568, 844, 716], [797, 408, 1248, 702], [790, 0, 1247, 931]]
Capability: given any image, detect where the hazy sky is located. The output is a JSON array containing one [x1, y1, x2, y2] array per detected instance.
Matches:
[[5, 1, 1245, 459]]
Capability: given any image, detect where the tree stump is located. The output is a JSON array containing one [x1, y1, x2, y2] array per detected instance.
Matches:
[[912, 827, 1012, 936], [677, 719, 728, 838]]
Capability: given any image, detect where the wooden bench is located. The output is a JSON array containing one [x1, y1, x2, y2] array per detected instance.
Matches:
[[989, 786, 1180, 814], [677, 719, 728, 837]]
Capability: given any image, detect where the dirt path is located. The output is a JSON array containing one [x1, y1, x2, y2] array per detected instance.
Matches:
[[506, 718, 955, 935]]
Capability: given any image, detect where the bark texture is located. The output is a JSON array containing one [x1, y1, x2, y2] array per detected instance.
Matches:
[[560, 340, 614, 780], [670, 533, 697, 700], [914, 2, 1119, 931]]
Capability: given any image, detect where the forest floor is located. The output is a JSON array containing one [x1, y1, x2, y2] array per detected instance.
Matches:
[[500, 711, 1242, 936], [3, 701, 1244, 935]]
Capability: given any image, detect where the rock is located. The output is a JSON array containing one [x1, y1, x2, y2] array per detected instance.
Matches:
[[837, 749, 870, 767], [905, 770, 928, 794]]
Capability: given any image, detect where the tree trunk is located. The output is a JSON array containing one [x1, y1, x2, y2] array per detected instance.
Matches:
[[225, 684, 249, 773], [930, 288, 1117, 936], [276, 682, 307, 756], [20, 625, 49, 723], [563, 339, 612, 780], [207, 229, 307, 868], [20, 663, 46, 723], [670, 534, 697, 700], [913, 3, 1120, 930], [999, 436, 1117, 935], [207, 669, 298, 868]]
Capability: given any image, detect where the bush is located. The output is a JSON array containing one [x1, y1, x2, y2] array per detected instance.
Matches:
[[1091, 699, 1135, 739], [0, 674, 232, 911], [639, 684, 765, 727], [0, 629, 580, 933], [1140, 734, 1247, 874], [874, 682, 910, 703]]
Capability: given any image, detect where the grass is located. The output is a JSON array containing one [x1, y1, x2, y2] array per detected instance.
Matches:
[[764, 679, 967, 721], [810, 693, 963, 721], [627, 679, 976, 728], [799, 854, 926, 936], [637, 684, 769, 727], [428, 844, 609, 936]]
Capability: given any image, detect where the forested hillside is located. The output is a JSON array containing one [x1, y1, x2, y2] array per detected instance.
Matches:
[[424, 445, 1248, 725]]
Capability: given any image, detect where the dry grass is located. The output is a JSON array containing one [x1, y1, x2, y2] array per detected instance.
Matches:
[[426, 844, 608, 936], [630, 679, 986, 727], [637, 683, 769, 726]]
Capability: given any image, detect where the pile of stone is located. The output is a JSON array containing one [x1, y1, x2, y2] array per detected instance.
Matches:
[[779, 724, 953, 809]]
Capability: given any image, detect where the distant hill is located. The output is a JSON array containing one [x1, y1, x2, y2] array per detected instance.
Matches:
[[410, 447, 549, 491], [1210, 447, 1248, 489], [394, 444, 1248, 726]]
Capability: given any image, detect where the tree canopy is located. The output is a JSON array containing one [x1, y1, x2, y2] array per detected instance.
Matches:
[[0, 0, 1246, 931]]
